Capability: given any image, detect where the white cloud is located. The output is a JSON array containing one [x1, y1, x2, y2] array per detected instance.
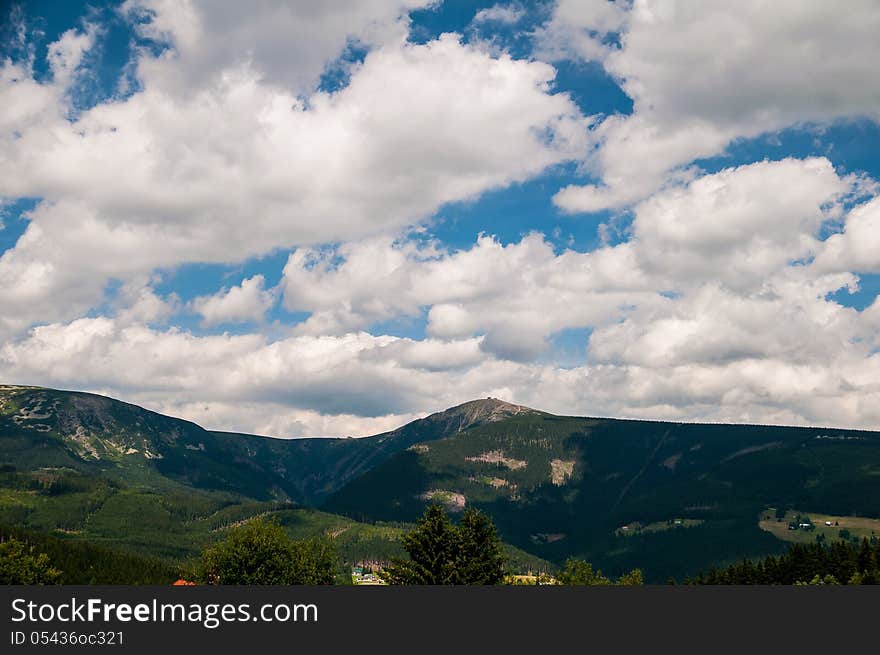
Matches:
[[0, 317, 537, 434], [156, 400, 421, 439], [274, 158, 880, 430], [121, 0, 434, 94], [2, 4, 880, 436], [587, 275, 863, 369], [0, 26, 588, 338], [5, 147, 878, 435], [473, 4, 526, 26], [191, 275, 275, 327], [814, 196, 880, 274], [629, 157, 852, 290], [3, 293, 880, 436], [282, 232, 655, 360], [546, 0, 880, 212], [534, 0, 630, 62], [46, 24, 98, 90], [282, 157, 860, 357], [114, 278, 180, 325]]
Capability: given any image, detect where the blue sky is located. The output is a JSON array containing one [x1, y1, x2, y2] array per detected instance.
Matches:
[[2, 1, 880, 436]]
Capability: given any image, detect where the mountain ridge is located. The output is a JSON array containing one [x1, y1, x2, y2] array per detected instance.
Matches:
[[0, 385, 540, 505], [5, 384, 880, 580]]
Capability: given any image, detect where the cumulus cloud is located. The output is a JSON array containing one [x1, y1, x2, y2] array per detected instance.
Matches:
[[113, 278, 180, 326], [191, 275, 275, 327], [628, 157, 854, 290], [0, 317, 542, 434], [282, 158, 859, 353], [814, 196, 880, 274], [46, 24, 98, 90], [3, 290, 880, 436], [275, 158, 880, 430], [472, 4, 526, 26], [4, 144, 878, 435], [282, 232, 655, 360], [121, 0, 433, 94], [546, 0, 880, 211], [0, 24, 588, 337], [533, 0, 630, 62], [153, 400, 422, 439], [2, 3, 880, 436]]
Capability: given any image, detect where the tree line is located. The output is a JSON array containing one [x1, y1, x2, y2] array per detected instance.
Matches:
[[4, 505, 879, 585], [0, 525, 178, 584], [689, 538, 880, 585]]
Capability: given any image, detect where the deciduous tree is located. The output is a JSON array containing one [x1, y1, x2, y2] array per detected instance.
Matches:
[[196, 518, 335, 585], [0, 537, 61, 585]]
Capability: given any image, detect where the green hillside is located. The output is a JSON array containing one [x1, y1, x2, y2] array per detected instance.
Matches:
[[0, 386, 526, 506], [0, 524, 179, 584], [0, 386, 550, 576], [323, 411, 880, 581]]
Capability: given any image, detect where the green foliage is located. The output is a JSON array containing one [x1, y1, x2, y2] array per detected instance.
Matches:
[[0, 525, 177, 584], [556, 558, 643, 585], [195, 518, 335, 585], [382, 504, 506, 585], [0, 537, 61, 584], [794, 574, 839, 585], [454, 507, 506, 584], [382, 504, 457, 584], [692, 538, 880, 584], [616, 568, 645, 585], [557, 559, 611, 585]]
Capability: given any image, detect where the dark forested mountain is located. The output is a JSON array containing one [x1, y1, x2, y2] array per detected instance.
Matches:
[[323, 409, 880, 581], [0, 386, 544, 569], [3, 384, 880, 581], [0, 386, 527, 505]]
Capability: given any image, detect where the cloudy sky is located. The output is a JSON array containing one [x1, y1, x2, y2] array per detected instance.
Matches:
[[2, 0, 880, 437]]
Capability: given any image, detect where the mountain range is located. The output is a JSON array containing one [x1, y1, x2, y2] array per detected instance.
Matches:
[[3, 384, 880, 581]]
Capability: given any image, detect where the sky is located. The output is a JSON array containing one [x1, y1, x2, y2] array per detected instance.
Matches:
[[1, 0, 880, 437]]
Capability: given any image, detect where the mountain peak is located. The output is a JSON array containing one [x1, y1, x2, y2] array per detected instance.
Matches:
[[422, 397, 538, 434]]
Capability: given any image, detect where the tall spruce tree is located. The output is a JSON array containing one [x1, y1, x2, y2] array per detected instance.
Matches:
[[382, 504, 506, 585], [453, 507, 506, 585], [382, 504, 457, 584]]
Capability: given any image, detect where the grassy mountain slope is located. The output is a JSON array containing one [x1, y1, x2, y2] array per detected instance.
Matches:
[[323, 411, 880, 581]]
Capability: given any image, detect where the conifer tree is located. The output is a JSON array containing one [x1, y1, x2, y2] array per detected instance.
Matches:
[[453, 507, 505, 585], [382, 504, 457, 584], [382, 504, 506, 585]]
